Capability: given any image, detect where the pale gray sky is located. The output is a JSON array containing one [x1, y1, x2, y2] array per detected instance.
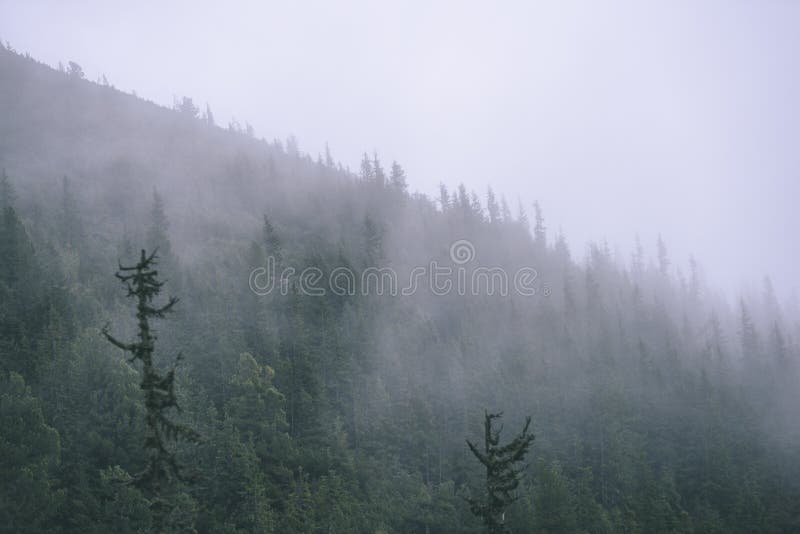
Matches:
[[1, 0, 797, 299]]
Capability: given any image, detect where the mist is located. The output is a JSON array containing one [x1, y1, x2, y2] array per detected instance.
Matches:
[[2, 0, 797, 297], [2, 2, 800, 532]]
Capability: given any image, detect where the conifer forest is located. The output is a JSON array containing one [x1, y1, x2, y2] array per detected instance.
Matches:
[[1, 5, 799, 532]]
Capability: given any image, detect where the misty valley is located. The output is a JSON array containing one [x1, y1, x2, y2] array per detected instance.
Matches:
[[1, 29, 799, 534]]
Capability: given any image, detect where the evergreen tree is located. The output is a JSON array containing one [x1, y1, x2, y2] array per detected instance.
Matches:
[[457, 183, 470, 216], [532, 460, 577, 532], [262, 214, 283, 265], [372, 152, 386, 188], [438, 183, 450, 212], [0, 174, 43, 377], [533, 201, 546, 249], [500, 196, 512, 223], [359, 153, 373, 182], [325, 143, 335, 168], [516, 199, 529, 230], [146, 189, 173, 264], [389, 160, 407, 193], [102, 249, 198, 532], [657, 234, 670, 276], [739, 299, 759, 359], [0, 372, 62, 531], [67, 61, 84, 79], [487, 187, 500, 224], [174, 96, 199, 118], [203, 103, 215, 126], [362, 215, 383, 265], [60, 175, 84, 249], [470, 191, 484, 220], [467, 411, 535, 533]]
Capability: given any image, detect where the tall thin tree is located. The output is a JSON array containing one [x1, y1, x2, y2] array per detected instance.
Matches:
[[103, 249, 197, 531]]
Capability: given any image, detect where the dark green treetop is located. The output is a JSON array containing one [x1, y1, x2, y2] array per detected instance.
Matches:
[[102, 249, 198, 531], [467, 411, 535, 534]]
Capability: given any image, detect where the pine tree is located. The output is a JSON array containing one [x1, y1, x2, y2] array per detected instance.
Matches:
[[0, 372, 62, 531], [500, 196, 512, 223], [362, 215, 383, 266], [372, 152, 386, 188], [467, 411, 535, 533], [631, 236, 645, 278], [359, 153, 373, 182], [438, 183, 450, 212], [457, 183, 470, 215], [174, 96, 199, 118], [203, 103, 215, 126], [102, 249, 198, 532], [487, 187, 500, 224], [516, 199, 529, 230], [262, 214, 283, 265], [60, 175, 84, 249], [533, 201, 546, 248], [325, 143, 335, 168], [470, 191, 484, 220], [739, 299, 759, 359], [147, 189, 173, 264], [389, 161, 407, 193], [657, 234, 670, 277]]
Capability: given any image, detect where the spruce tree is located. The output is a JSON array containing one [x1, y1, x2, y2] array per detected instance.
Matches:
[[102, 249, 198, 532], [533, 201, 546, 248], [147, 190, 172, 262], [359, 153, 373, 182], [438, 183, 450, 212], [372, 152, 386, 188], [262, 214, 283, 265], [657, 234, 670, 276], [467, 411, 535, 533], [389, 160, 407, 193], [486, 187, 500, 224]]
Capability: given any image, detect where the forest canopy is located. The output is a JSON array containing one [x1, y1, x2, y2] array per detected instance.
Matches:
[[0, 43, 799, 532]]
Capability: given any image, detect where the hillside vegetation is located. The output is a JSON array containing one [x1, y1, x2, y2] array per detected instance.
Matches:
[[1, 45, 799, 532]]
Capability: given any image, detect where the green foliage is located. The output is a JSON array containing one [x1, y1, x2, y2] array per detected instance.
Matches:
[[0, 372, 63, 532], [532, 460, 577, 533], [103, 249, 198, 531], [467, 411, 535, 533], [1, 45, 800, 532]]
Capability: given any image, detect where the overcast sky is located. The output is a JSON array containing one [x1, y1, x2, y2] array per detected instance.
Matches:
[[1, 0, 797, 300]]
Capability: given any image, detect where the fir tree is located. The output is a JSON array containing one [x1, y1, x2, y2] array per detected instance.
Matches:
[[359, 153, 373, 182], [147, 189, 172, 263], [325, 143, 335, 168], [533, 201, 546, 248], [500, 196, 512, 223], [60, 175, 84, 249], [372, 152, 386, 188], [487, 187, 500, 224], [102, 249, 198, 532], [467, 411, 535, 533], [203, 103, 215, 126], [516, 198, 529, 230], [389, 160, 407, 193], [657, 234, 670, 277], [262, 214, 283, 265], [438, 183, 450, 212]]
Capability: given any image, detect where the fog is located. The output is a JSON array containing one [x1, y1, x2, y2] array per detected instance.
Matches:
[[2, 0, 797, 298], [4, 2, 800, 531]]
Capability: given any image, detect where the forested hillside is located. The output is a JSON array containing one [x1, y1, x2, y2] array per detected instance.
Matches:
[[1, 44, 799, 532]]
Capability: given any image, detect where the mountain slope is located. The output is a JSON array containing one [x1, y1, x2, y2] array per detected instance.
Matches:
[[1, 44, 799, 532]]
